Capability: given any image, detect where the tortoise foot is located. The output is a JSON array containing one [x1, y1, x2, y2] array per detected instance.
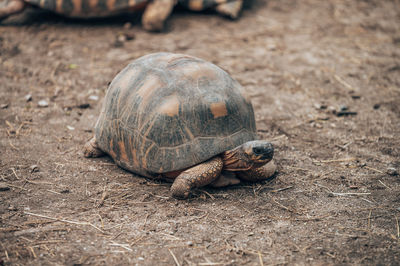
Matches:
[[142, 0, 175, 31], [83, 137, 105, 158], [215, 0, 243, 19], [0, 0, 26, 22]]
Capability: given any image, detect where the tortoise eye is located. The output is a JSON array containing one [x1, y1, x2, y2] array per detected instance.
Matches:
[[252, 147, 264, 155]]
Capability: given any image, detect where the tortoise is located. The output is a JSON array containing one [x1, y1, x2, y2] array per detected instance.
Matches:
[[83, 52, 276, 199], [0, 0, 243, 31]]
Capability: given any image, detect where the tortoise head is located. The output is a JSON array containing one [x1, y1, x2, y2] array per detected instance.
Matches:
[[222, 140, 274, 171]]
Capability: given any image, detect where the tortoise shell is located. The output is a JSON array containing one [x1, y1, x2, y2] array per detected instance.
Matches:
[[22, 0, 233, 17], [94, 52, 257, 177]]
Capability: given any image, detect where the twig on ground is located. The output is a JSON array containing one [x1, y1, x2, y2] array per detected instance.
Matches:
[[24, 211, 106, 233], [201, 190, 215, 200], [378, 180, 390, 189], [4, 183, 28, 191], [331, 192, 371, 196], [314, 158, 356, 163], [198, 262, 225, 265], [258, 251, 264, 266], [368, 210, 372, 231], [271, 186, 293, 193], [130, 235, 146, 246], [168, 248, 181, 266], [142, 213, 149, 229], [364, 166, 384, 174], [11, 168, 20, 179], [28, 246, 37, 258], [271, 198, 300, 214], [109, 242, 133, 252], [334, 74, 355, 91], [8, 139, 19, 150]]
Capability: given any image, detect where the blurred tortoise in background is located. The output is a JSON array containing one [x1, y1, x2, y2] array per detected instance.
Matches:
[[83, 52, 276, 199], [0, 0, 243, 31]]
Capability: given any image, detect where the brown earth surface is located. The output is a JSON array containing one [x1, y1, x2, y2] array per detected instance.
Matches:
[[1, 0, 400, 265]]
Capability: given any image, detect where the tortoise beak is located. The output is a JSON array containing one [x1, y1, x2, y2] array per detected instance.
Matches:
[[252, 142, 274, 161]]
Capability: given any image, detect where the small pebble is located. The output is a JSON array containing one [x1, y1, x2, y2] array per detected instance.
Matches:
[[117, 34, 127, 43], [25, 94, 32, 102], [0, 183, 10, 192], [88, 95, 99, 101], [186, 241, 194, 246], [327, 106, 336, 113], [8, 205, 17, 211], [0, 103, 8, 109], [336, 111, 357, 117], [66, 125, 75, 131], [387, 167, 399, 176], [123, 22, 132, 29], [340, 105, 348, 111], [138, 257, 145, 261], [77, 103, 90, 109], [38, 100, 49, 107], [29, 165, 39, 173]]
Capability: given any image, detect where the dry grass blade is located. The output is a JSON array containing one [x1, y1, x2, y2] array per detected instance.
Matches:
[[271, 186, 293, 193], [198, 263, 225, 266], [364, 166, 384, 174], [314, 158, 356, 163], [331, 192, 371, 196], [334, 74, 356, 90], [24, 212, 106, 234], [109, 242, 133, 252], [258, 251, 264, 266], [368, 210, 372, 230], [168, 248, 181, 266]]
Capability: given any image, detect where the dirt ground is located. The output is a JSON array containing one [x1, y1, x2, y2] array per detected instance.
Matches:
[[1, 0, 400, 265]]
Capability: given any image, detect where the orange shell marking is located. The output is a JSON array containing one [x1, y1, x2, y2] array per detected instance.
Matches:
[[180, 64, 217, 81], [158, 95, 180, 117], [188, 0, 203, 11], [210, 102, 228, 118], [137, 75, 164, 105], [89, 0, 98, 9], [56, 0, 63, 13], [71, 0, 82, 14], [118, 141, 129, 162]]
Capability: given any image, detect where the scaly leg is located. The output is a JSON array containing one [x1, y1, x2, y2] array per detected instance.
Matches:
[[83, 137, 105, 158], [142, 0, 176, 31], [0, 0, 26, 21], [171, 156, 223, 199], [236, 160, 276, 182], [215, 0, 243, 19]]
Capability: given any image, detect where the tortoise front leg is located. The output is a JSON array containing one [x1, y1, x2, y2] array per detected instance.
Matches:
[[142, 0, 176, 31], [171, 156, 223, 199], [236, 160, 276, 182], [0, 0, 26, 21], [215, 0, 243, 19]]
